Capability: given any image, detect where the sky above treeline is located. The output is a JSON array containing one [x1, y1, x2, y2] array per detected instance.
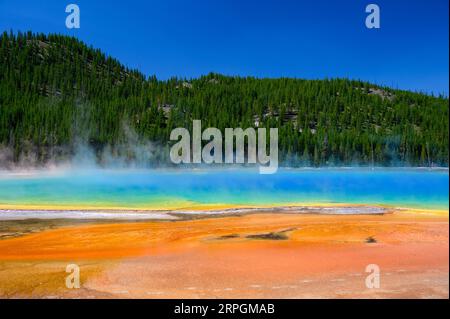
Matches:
[[0, 0, 448, 95]]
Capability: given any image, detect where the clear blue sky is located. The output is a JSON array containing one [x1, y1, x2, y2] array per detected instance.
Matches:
[[0, 0, 448, 95]]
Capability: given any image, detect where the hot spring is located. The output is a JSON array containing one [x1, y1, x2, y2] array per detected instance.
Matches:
[[0, 168, 448, 216]]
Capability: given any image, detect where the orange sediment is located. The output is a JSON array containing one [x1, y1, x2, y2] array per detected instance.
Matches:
[[0, 211, 448, 298]]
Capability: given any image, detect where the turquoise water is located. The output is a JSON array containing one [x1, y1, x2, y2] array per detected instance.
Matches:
[[0, 168, 448, 210]]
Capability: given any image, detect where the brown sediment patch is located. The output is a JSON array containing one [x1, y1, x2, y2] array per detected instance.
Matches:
[[245, 228, 297, 240], [216, 234, 240, 240], [214, 228, 298, 241], [246, 232, 288, 240], [365, 236, 377, 244], [0, 211, 448, 298]]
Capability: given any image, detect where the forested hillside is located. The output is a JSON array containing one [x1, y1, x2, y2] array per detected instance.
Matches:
[[0, 31, 448, 167]]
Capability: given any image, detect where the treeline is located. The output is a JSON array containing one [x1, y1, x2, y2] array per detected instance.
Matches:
[[0, 31, 448, 167]]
